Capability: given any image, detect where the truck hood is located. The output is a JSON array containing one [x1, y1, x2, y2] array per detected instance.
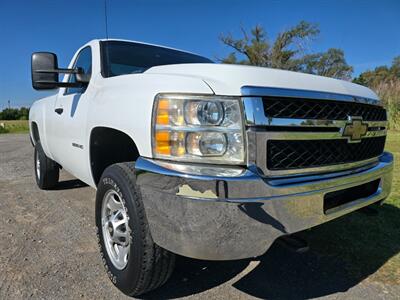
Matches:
[[145, 63, 378, 100]]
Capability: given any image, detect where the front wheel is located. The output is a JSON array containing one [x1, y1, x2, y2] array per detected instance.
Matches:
[[95, 162, 175, 296]]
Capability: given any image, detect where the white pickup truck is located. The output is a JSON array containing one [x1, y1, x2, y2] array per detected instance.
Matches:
[[29, 39, 393, 296]]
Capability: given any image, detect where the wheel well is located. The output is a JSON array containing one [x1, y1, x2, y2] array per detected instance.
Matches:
[[31, 122, 40, 144], [90, 127, 140, 186]]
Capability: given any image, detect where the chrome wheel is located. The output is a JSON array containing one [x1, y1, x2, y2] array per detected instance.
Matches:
[[101, 190, 131, 270], [36, 154, 41, 180]]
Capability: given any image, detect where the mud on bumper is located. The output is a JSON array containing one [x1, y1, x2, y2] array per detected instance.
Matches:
[[135, 152, 393, 260]]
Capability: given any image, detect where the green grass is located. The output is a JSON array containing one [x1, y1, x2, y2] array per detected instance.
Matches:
[[0, 120, 29, 134], [305, 130, 400, 285]]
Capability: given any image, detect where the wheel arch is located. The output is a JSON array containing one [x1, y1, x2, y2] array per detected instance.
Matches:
[[30, 121, 40, 145], [89, 126, 140, 186]]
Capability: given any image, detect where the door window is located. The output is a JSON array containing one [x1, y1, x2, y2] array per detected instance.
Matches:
[[65, 46, 92, 95]]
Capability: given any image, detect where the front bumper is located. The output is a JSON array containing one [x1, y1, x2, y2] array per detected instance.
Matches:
[[135, 152, 393, 260]]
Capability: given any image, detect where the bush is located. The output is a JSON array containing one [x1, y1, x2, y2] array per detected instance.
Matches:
[[0, 125, 9, 134], [0, 107, 30, 120], [374, 81, 400, 131]]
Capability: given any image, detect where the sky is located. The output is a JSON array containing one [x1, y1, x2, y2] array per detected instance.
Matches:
[[0, 0, 399, 108]]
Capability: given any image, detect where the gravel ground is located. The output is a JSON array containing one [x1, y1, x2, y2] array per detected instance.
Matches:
[[0, 134, 399, 299]]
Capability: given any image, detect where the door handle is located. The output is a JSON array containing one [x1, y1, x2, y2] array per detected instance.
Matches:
[[55, 108, 64, 115]]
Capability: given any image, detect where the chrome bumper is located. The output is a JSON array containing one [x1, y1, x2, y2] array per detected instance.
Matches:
[[135, 152, 393, 260]]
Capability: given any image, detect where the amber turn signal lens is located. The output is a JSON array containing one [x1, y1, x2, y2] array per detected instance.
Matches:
[[155, 131, 171, 155], [154, 131, 186, 156], [156, 99, 169, 125]]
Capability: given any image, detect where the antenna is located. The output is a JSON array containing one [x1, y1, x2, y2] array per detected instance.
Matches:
[[103, 0, 111, 76], [104, 0, 109, 39]]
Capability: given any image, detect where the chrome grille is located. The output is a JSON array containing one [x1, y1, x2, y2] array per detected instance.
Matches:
[[267, 136, 386, 170], [242, 86, 388, 177], [263, 97, 387, 121]]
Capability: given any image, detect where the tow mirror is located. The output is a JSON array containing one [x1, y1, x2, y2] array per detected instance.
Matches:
[[31, 52, 59, 90], [31, 52, 85, 90]]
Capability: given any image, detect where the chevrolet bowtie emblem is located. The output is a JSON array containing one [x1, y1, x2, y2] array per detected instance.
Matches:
[[342, 116, 368, 142]]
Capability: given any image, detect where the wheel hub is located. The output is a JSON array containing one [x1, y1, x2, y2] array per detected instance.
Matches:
[[101, 190, 131, 270]]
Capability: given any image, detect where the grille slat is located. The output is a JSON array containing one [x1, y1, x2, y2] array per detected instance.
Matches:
[[263, 97, 387, 121], [267, 136, 386, 170]]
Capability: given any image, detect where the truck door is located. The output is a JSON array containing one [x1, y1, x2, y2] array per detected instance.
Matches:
[[49, 46, 93, 183]]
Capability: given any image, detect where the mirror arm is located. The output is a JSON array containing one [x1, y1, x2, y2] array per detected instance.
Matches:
[[35, 68, 80, 74], [34, 67, 87, 88], [34, 80, 83, 88]]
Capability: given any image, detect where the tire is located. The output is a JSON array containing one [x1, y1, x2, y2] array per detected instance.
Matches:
[[95, 162, 175, 296], [34, 142, 59, 190]]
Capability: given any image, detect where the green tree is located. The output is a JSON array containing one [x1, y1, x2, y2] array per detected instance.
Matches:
[[300, 49, 353, 79], [0, 108, 19, 120], [391, 56, 400, 78], [219, 21, 353, 80], [352, 56, 400, 130], [18, 107, 30, 120], [0, 107, 30, 120], [353, 56, 400, 88]]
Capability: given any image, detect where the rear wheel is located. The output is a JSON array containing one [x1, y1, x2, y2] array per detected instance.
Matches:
[[34, 142, 59, 190], [95, 162, 175, 296]]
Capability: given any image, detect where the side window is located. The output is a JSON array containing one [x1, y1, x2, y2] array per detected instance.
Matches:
[[65, 47, 92, 95]]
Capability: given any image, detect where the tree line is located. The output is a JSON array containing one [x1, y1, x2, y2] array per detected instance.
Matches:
[[219, 21, 353, 80], [0, 107, 30, 120], [220, 20, 398, 86], [353, 57, 400, 88]]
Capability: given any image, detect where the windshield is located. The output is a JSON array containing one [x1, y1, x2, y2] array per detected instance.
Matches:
[[101, 41, 213, 77]]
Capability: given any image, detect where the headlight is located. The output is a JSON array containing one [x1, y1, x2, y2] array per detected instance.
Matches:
[[184, 101, 224, 125], [152, 95, 245, 164]]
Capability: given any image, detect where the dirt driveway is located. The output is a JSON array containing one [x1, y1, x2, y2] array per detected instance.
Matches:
[[0, 134, 399, 299]]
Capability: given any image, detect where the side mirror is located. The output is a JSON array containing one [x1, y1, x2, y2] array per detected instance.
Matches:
[[31, 52, 59, 90], [31, 52, 85, 90]]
